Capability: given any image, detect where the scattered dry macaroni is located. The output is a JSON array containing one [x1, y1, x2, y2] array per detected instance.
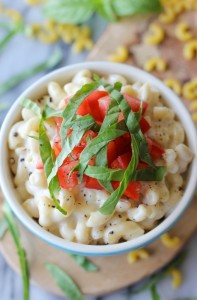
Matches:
[[108, 46, 129, 63], [164, 78, 182, 95], [144, 24, 165, 45], [127, 249, 150, 263], [159, 9, 176, 24], [8, 70, 193, 245], [183, 78, 197, 100], [168, 267, 182, 288], [175, 22, 193, 42], [144, 57, 167, 72], [183, 39, 197, 60], [160, 233, 181, 248]]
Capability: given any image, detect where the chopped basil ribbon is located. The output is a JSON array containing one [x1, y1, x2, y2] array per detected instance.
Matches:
[[60, 81, 99, 147], [85, 165, 166, 182], [46, 263, 84, 300], [2, 203, 29, 300], [0, 217, 9, 239], [42, 105, 63, 119], [39, 120, 67, 215], [99, 134, 139, 215], [70, 254, 99, 272], [78, 127, 127, 182], [20, 98, 41, 117], [47, 129, 85, 184], [95, 97, 120, 192]]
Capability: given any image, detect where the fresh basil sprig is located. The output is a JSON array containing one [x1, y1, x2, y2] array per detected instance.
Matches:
[[0, 48, 63, 96], [43, 0, 162, 24], [42, 105, 63, 119], [0, 217, 9, 239], [2, 203, 29, 300], [70, 254, 99, 272], [46, 263, 84, 300]]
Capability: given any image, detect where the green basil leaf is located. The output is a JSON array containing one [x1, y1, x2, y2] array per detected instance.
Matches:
[[95, 0, 117, 21], [135, 166, 166, 181], [39, 120, 67, 215], [63, 114, 100, 132], [60, 81, 99, 146], [42, 105, 63, 119], [2, 203, 29, 300], [85, 165, 166, 182], [95, 96, 120, 192], [20, 98, 41, 117], [0, 28, 18, 52], [0, 217, 9, 239], [0, 48, 63, 96], [85, 165, 124, 181], [150, 284, 161, 300], [78, 127, 127, 181], [70, 254, 99, 272], [46, 263, 84, 300], [112, 0, 162, 17], [43, 0, 95, 24], [99, 135, 139, 215]]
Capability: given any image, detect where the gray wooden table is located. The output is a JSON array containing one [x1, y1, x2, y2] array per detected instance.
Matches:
[[0, 1, 197, 299]]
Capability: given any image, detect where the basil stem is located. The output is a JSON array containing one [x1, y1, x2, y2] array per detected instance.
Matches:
[[46, 263, 84, 300], [150, 284, 161, 300], [2, 203, 29, 300], [39, 120, 67, 215], [0, 48, 63, 96], [0, 217, 9, 239], [70, 254, 99, 272]]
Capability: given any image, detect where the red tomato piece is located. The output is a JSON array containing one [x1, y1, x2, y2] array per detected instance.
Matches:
[[53, 136, 62, 157], [137, 161, 149, 170], [36, 160, 44, 170], [80, 130, 97, 147], [107, 141, 117, 166], [84, 176, 103, 190], [111, 152, 131, 169], [53, 116, 63, 128], [98, 95, 110, 120], [58, 161, 79, 189], [140, 117, 151, 133], [112, 181, 141, 200], [123, 94, 148, 114], [114, 133, 131, 157], [146, 137, 165, 160], [77, 90, 109, 122]]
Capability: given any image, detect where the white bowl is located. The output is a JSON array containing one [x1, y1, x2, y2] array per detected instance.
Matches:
[[0, 62, 197, 256]]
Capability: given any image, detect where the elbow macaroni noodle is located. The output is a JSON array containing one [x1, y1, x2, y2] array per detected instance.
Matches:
[[8, 70, 193, 245]]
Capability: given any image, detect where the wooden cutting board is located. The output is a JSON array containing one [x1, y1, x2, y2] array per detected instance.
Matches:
[[1, 10, 197, 297]]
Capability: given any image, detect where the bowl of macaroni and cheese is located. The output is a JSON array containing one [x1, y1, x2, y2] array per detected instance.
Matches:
[[0, 62, 196, 256]]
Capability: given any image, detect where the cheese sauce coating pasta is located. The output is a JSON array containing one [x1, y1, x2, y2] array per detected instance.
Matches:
[[8, 70, 193, 245]]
